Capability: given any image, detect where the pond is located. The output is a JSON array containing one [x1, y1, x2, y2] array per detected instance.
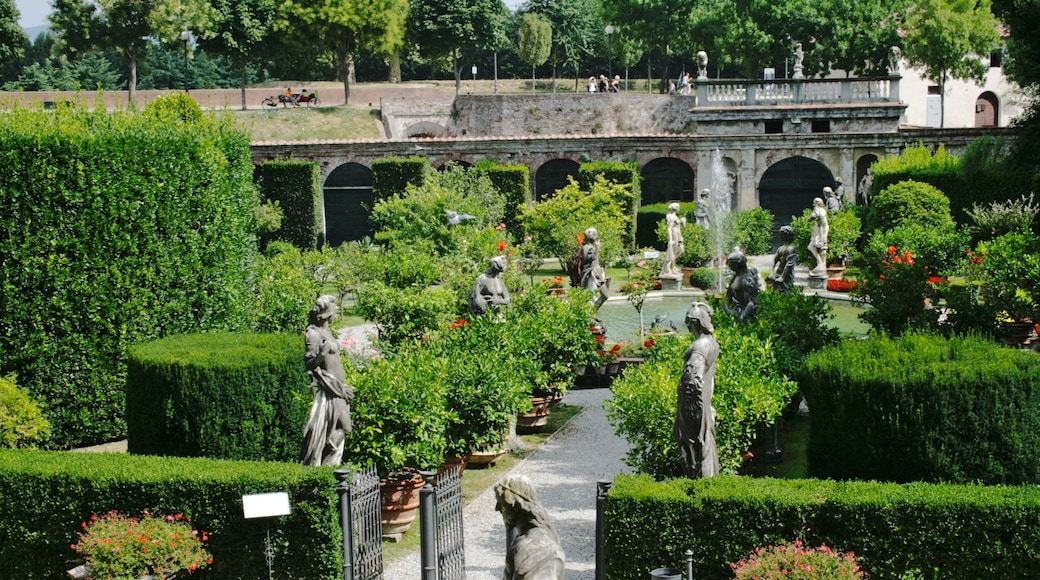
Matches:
[[596, 293, 871, 343]]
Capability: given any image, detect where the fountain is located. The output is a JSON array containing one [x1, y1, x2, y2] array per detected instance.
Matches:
[[709, 148, 733, 290]]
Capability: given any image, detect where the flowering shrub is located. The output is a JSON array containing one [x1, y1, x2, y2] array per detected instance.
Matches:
[[853, 245, 939, 336], [541, 276, 565, 289], [730, 540, 865, 579], [826, 278, 857, 292], [598, 343, 622, 364], [72, 511, 211, 579]]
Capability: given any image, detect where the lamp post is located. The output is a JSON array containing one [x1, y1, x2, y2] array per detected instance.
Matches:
[[179, 30, 191, 92], [604, 25, 614, 82]]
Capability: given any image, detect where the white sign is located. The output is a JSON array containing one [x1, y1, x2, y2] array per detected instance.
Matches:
[[242, 492, 291, 519], [643, 250, 660, 259]]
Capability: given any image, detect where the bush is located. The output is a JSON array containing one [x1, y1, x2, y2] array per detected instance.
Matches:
[[472, 160, 530, 242], [578, 161, 641, 248], [748, 292, 840, 381], [792, 209, 862, 266], [965, 193, 1040, 243], [73, 510, 211, 579], [731, 540, 865, 579], [141, 92, 203, 124], [0, 374, 50, 448], [257, 160, 322, 250], [371, 156, 429, 201], [250, 245, 322, 333], [802, 332, 1040, 484], [354, 281, 456, 349], [725, 207, 775, 256], [852, 246, 938, 336], [865, 180, 954, 238], [861, 221, 970, 278]]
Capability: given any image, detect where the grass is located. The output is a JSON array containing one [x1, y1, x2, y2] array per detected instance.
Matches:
[[231, 105, 382, 142], [381, 402, 583, 564]]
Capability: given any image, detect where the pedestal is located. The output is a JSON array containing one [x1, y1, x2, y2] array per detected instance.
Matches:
[[658, 274, 682, 291], [808, 274, 827, 290]]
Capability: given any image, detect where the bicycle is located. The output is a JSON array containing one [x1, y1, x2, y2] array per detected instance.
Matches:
[[261, 91, 320, 110]]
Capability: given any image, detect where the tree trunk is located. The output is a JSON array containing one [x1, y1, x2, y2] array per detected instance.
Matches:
[[240, 60, 248, 110], [453, 48, 461, 96], [531, 64, 535, 94], [128, 47, 137, 105], [389, 52, 401, 84]]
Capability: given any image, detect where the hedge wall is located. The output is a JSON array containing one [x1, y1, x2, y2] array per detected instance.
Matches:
[[604, 473, 1040, 580], [0, 449, 341, 579], [578, 161, 641, 248], [372, 156, 429, 202], [473, 159, 530, 242], [257, 160, 322, 250], [0, 106, 257, 449], [126, 333, 310, 462], [801, 332, 1040, 485]]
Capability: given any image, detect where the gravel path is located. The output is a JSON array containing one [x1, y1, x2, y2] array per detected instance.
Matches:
[[382, 388, 631, 580]]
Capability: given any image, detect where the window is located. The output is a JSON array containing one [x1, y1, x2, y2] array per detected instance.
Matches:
[[927, 85, 941, 95], [764, 120, 783, 134], [811, 120, 831, 133], [990, 50, 1002, 68]]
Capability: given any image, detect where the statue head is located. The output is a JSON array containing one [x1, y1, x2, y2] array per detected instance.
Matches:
[[699, 189, 710, 200], [779, 225, 795, 242], [835, 176, 843, 185], [726, 250, 747, 273], [309, 295, 338, 326], [489, 255, 507, 273], [668, 202, 680, 213], [813, 197, 824, 208], [684, 301, 715, 334], [824, 186, 834, 197], [584, 227, 599, 242], [697, 51, 708, 66]]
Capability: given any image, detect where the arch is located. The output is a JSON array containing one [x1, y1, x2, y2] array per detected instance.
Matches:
[[640, 157, 695, 205], [437, 159, 473, 171], [975, 91, 999, 128], [534, 159, 580, 200], [323, 162, 374, 247], [855, 154, 879, 206], [758, 156, 835, 231], [405, 121, 448, 138]]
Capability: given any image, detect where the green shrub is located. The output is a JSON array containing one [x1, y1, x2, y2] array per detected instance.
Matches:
[[473, 160, 530, 242], [862, 221, 970, 277], [802, 332, 1040, 484], [965, 193, 1040, 243], [125, 333, 310, 462], [725, 207, 775, 256], [354, 281, 456, 349], [865, 180, 954, 239], [371, 156, 429, 201], [603, 473, 1040, 580], [251, 245, 322, 333], [607, 329, 797, 480], [141, 92, 203, 124], [0, 374, 50, 448], [579, 161, 641, 248], [654, 209, 713, 267], [975, 230, 1040, 322], [0, 105, 256, 448], [257, 160, 322, 250], [687, 267, 721, 290], [748, 292, 840, 380], [0, 449, 341, 579]]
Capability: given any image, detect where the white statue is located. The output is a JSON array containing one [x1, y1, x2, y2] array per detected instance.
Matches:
[[694, 189, 711, 230], [660, 202, 686, 277], [808, 197, 829, 276], [696, 51, 708, 80]]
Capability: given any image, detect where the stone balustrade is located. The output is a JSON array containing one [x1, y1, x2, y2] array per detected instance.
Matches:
[[694, 76, 900, 107]]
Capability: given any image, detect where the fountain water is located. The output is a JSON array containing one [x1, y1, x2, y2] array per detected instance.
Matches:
[[709, 148, 733, 290]]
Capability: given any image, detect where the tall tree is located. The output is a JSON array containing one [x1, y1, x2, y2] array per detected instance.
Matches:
[[518, 12, 551, 93], [408, 0, 509, 95], [197, 0, 279, 109], [0, 0, 26, 67], [281, 0, 409, 104], [523, 0, 601, 92], [902, 0, 1000, 127], [816, 0, 908, 76], [993, 0, 1040, 167], [600, 0, 696, 91]]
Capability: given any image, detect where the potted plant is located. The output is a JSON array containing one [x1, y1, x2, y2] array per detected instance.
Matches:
[[975, 230, 1040, 343], [618, 258, 661, 343], [69, 510, 211, 580]]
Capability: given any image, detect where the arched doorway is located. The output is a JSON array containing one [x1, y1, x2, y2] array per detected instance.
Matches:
[[640, 158, 695, 205], [323, 162, 374, 247], [855, 154, 879, 206], [975, 92, 999, 127], [534, 159, 580, 200], [759, 156, 835, 231]]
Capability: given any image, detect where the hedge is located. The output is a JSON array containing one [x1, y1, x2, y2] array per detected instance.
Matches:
[[0, 104, 257, 449], [126, 333, 310, 462], [257, 160, 322, 250], [604, 473, 1040, 580], [473, 159, 530, 242], [371, 156, 429, 202], [0, 449, 342, 579], [801, 332, 1040, 484], [579, 161, 641, 248]]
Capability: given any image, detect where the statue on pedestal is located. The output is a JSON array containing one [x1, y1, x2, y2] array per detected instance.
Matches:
[[694, 189, 711, 230], [470, 255, 511, 318], [301, 295, 354, 467], [580, 227, 609, 311], [660, 202, 687, 277], [674, 302, 720, 479], [808, 197, 829, 276]]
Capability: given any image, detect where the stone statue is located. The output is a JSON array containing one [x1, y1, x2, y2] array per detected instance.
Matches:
[[696, 51, 708, 80], [660, 202, 687, 277], [724, 250, 759, 326], [495, 475, 565, 580], [674, 301, 720, 479], [301, 295, 354, 467], [694, 189, 711, 230], [824, 186, 843, 213], [834, 176, 849, 207], [470, 255, 511, 318], [858, 167, 874, 207], [792, 41, 804, 79], [888, 46, 901, 75], [768, 225, 797, 293], [580, 227, 609, 310], [808, 197, 829, 276]]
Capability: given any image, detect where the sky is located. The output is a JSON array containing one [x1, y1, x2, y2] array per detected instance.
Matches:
[[15, 0, 50, 30]]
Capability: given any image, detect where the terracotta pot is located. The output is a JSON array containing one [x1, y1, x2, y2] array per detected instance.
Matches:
[[468, 447, 507, 468], [441, 453, 471, 475], [826, 265, 846, 280], [517, 396, 553, 432], [380, 472, 425, 540]]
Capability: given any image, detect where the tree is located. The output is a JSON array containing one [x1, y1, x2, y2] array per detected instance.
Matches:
[[197, 0, 279, 109], [902, 0, 1000, 127], [523, 0, 601, 92], [518, 12, 551, 93], [993, 0, 1040, 169], [0, 0, 26, 67], [281, 0, 409, 104], [816, 0, 908, 77], [600, 0, 696, 91], [613, 26, 643, 89], [408, 0, 509, 95]]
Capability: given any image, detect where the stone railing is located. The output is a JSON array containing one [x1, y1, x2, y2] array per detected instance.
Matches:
[[692, 76, 900, 107]]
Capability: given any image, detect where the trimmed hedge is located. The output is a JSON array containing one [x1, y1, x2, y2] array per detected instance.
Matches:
[[579, 161, 641, 248], [604, 473, 1040, 580], [371, 156, 429, 202], [0, 105, 257, 448], [257, 160, 322, 250], [473, 159, 530, 242], [0, 449, 341, 579], [126, 333, 310, 462], [801, 332, 1040, 484]]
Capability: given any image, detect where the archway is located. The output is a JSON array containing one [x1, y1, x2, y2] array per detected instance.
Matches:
[[975, 92, 999, 127], [758, 156, 835, 231], [534, 159, 580, 200], [323, 162, 374, 247], [640, 157, 695, 205], [405, 121, 448, 138], [855, 154, 879, 206]]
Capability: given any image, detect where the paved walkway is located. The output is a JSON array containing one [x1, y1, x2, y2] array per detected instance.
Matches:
[[382, 388, 631, 580]]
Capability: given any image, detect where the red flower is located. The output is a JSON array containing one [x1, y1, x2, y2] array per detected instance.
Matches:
[[448, 318, 469, 330], [644, 338, 655, 348], [497, 240, 506, 252], [595, 334, 605, 343]]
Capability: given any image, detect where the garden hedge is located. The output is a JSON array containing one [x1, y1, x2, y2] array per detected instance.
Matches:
[[371, 156, 430, 202], [604, 473, 1040, 580], [579, 161, 641, 248], [0, 104, 257, 449], [257, 160, 322, 250], [0, 449, 342, 579], [473, 159, 530, 242], [126, 333, 310, 462], [801, 332, 1040, 484]]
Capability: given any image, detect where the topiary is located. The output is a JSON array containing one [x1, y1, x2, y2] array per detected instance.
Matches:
[[865, 180, 954, 238], [142, 92, 204, 123], [0, 374, 50, 448]]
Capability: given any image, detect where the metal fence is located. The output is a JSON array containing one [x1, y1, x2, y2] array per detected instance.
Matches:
[[337, 465, 383, 580], [434, 466, 466, 580]]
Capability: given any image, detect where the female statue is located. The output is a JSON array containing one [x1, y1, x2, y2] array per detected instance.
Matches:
[[808, 196, 829, 276], [660, 202, 686, 277], [768, 225, 797, 293], [724, 250, 759, 326], [300, 295, 354, 467], [495, 475, 565, 580], [674, 302, 720, 479], [580, 227, 609, 310], [470, 255, 511, 318]]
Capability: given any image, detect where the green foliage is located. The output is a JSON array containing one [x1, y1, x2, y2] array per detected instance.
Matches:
[[748, 292, 841, 381], [257, 160, 322, 250], [472, 159, 530, 242], [250, 244, 323, 333], [578, 161, 641, 248], [371, 156, 430, 202], [518, 12, 552, 69], [965, 193, 1040, 243], [792, 209, 862, 265], [687, 267, 721, 290], [865, 179, 954, 238], [73, 510, 211, 579], [606, 328, 797, 480], [125, 333, 310, 462], [731, 540, 865, 579], [862, 221, 970, 277], [0, 105, 256, 448], [975, 230, 1040, 321], [802, 332, 1040, 485], [0, 449, 341, 579], [142, 92, 204, 124], [852, 246, 937, 336], [0, 374, 50, 448], [354, 281, 456, 349], [603, 473, 1040, 580], [725, 207, 776, 256]]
